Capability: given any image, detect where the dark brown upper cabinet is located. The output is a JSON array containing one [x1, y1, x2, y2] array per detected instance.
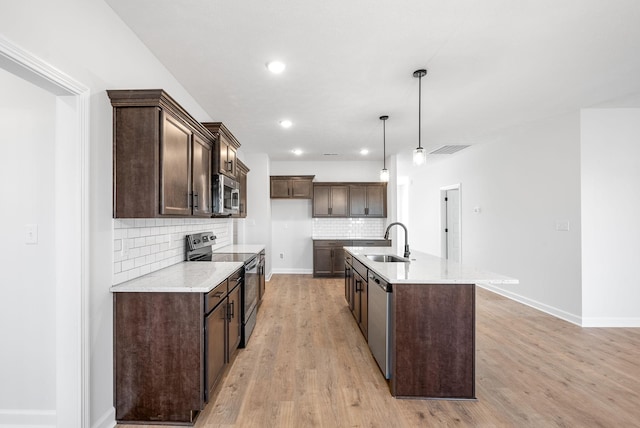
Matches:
[[202, 122, 240, 180], [349, 183, 387, 217], [235, 159, 249, 218], [270, 176, 315, 199], [108, 89, 214, 218], [313, 184, 349, 217]]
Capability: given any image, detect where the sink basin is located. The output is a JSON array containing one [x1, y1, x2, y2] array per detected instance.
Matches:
[[366, 254, 409, 263]]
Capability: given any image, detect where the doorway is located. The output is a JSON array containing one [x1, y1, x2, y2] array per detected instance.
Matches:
[[0, 36, 89, 427], [441, 184, 461, 262]]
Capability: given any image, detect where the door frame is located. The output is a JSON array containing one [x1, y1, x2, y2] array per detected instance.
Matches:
[[440, 183, 462, 262], [0, 35, 90, 427]]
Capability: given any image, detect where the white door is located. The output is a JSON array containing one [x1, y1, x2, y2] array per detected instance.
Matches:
[[442, 186, 461, 262]]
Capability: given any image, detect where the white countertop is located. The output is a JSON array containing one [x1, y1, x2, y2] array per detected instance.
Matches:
[[312, 236, 388, 240], [344, 246, 518, 285], [213, 244, 265, 254], [110, 261, 244, 293]]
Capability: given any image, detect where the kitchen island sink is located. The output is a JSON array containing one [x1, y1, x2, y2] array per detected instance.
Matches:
[[365, 254, 409, 263]]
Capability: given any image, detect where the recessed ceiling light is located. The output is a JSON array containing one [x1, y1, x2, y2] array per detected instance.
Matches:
[[292, 149, 303, 155], [360, 149, 369, 155], [266, 61, 286, 74], [279, 119, 293, 128]]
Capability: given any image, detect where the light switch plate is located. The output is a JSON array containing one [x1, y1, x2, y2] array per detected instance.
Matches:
[[555, 221, 570, 232]]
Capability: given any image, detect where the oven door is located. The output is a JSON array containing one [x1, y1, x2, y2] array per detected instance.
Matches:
[[242, 256, 258, 346]]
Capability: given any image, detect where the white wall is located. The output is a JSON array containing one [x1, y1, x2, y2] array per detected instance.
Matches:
[[270, 160, 386, 274], [0, 67, 57, 423], [581, 108, 640, 326], [398, 112, 583, 323], [238, 153, 272, 277], [0, 1, 224, 426]]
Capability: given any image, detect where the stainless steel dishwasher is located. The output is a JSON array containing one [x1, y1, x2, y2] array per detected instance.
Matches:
[[368, 271, 392, 379]]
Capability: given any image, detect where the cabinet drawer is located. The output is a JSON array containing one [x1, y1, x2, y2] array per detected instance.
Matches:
[[205, 280, 228, 313], [227, 268, 243, 291], [345, 254, 353, 266], [313, 240, 352, 247], [353, 239, 391, 247], [352, 258, 368, 280]]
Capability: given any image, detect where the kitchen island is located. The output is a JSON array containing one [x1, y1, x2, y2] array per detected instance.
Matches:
[[343, 246, 518, 400]]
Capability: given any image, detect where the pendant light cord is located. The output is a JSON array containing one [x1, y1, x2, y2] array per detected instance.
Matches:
[[379, 115, 389, 170], [418, 73, 422, 150]]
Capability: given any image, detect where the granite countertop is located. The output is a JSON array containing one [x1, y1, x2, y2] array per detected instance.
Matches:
[[213, 244, 265, 254], [344, 246, 518, 285], [110, 261, 244, 293]]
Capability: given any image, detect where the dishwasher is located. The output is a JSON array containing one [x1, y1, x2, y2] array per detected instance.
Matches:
[[368, 271, 392, 379]]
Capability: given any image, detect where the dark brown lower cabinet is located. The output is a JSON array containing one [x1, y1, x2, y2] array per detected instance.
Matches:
[[313, 239, 390, 277], [392, 283, 476, 399], [114, 292, 204, 424], [114, 268, 243, 424]]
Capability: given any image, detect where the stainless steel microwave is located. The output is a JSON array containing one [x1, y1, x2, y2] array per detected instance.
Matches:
[[213, 174, 239, 216]]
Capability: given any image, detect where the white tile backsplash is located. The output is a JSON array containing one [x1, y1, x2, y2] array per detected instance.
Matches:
[[312, 218, 385, 238], [112, 217, 233, 285]]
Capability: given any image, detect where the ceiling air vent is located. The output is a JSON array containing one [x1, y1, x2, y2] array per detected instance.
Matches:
[[323, 153, 339, 156], [429, 145, 470, 155]]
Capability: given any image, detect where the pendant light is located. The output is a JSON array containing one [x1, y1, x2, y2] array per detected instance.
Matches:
[[379, 115, 390, 182], [413, 69, 427, 166]]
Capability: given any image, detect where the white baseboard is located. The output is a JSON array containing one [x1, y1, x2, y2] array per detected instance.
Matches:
[[581, 317, 640, 327], [477, 283, 582, 326], [271, 268, 313, 275], [0, 409, 56, 427], [92, 406, 115, 428]]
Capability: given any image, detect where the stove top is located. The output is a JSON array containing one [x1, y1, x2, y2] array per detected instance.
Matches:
[[185, 232, 256, 264]]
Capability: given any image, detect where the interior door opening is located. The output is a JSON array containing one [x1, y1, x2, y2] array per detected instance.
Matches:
[[441, 184, 461, 262]]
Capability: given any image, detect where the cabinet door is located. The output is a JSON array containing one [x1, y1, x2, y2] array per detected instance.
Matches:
[[366, 184, 386, 217], [271, 178, 292, 198], [332, 247, 346, 275], [313, 247, 334, 276], [227, 145, 237, 178], [161, 113, 192, 216], [205, 301, 227, 402], [192, 134, 212, 217], [345, 258, 353, 306], [313, 185, 331, 216], [360, 279, 368, 340], [291, 179, 312, 198], [227, 284, 242, 356], [349, 185, 367, 216], [218, 138, 230, 176], [237, 169, 247, 218], [330, 186, 349, 216], [353, 271, 364, 323]]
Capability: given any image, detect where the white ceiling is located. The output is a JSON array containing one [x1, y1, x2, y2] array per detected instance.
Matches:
[[105, 0, 640, 161]]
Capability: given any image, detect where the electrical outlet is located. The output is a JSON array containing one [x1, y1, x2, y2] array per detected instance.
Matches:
[[279, 253, 284, 259]]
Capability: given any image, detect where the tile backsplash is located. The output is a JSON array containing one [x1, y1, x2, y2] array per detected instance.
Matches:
[[113, 218, 233, 285], [312, 218, 385, 238]]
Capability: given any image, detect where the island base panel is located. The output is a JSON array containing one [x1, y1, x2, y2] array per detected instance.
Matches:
[[392, 283, 475, 399]]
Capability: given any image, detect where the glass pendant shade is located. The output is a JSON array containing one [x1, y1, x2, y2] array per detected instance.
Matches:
[[380, 168, 390, 182], [413, 147, 426, 165]]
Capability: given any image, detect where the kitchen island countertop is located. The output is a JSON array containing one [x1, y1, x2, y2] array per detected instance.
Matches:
[[344, 246, 518, 285]]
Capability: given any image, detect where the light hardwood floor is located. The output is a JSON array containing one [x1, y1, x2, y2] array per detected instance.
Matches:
[[119, 275, 640, 427]]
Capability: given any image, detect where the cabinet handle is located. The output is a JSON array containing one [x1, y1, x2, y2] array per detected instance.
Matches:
[[329, 207, 332, 215], [226, 160, 233, 172], [355, 279, 361, 292], [228, 301, 235, 319], [365, 207, 369, 215], [193, 192, 199, 209]]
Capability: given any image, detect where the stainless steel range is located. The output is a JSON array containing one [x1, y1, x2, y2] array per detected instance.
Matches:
[[186, 232, 259, 347]]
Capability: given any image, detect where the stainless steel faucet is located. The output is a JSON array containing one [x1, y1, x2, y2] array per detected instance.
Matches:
[[384, 222, 410, 258]]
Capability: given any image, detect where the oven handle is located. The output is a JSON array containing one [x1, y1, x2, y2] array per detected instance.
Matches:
[[245, 257, 258, 271]]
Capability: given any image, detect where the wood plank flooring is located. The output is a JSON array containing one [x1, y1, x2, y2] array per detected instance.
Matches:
[[118, 275, 640, 427]]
